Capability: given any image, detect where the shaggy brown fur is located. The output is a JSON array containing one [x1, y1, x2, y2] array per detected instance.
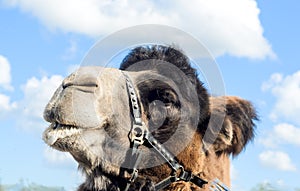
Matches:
[[120, 45, 209, 125], [43, 45, 258, 191]]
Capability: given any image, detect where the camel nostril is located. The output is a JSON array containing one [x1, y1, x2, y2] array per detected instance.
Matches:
[[43, 110, 54, 122], [62, 80, 73, 89]]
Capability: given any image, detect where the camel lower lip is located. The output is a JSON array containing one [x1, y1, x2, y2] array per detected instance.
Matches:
[[43, 123, 82, 145]]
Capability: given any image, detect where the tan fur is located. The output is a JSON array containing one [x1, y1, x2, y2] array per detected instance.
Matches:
[[140, 130, 230, 191]]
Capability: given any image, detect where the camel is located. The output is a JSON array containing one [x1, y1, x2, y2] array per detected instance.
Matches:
[[43, 45, 257, 191]]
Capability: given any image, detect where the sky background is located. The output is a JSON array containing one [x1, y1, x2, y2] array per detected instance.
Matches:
[[0, 0, 299, 190]]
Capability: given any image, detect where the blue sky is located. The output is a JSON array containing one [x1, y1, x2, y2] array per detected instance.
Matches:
[[0, 0, 299, 190]]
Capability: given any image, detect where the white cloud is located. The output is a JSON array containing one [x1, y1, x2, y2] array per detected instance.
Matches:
[[259, 150, 297, 172], [0, 55, 16, 114], [260, 123, 300, 148], [44, 147, 76, 167], [273, 123, 300, 146], [0, 55, 13, 91], [18, 75, 64, 131], [262, 71, 300, 125], [261, 73, 283, 91], [0, 93, 17, 112], [3, 0, 275, 59]]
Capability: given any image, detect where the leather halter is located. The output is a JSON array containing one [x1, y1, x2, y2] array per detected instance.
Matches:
[[122, 72, 230, 191]]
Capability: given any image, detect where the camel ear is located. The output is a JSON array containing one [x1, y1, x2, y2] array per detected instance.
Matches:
[[203, 96, 258, 156]]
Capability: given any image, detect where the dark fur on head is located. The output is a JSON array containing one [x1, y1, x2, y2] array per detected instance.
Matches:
[[200, 96, 258, 156], [120, 45, 209, 125], [223, 97, 258, 155]]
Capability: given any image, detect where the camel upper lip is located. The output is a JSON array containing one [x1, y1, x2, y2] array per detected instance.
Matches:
[[49, 117, 109, 131]]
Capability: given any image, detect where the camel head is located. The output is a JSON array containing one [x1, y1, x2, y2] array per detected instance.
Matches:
[[43, 45, 257, 191]]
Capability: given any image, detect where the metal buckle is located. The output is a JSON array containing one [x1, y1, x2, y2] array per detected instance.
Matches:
[[128, 123, 146, 145]]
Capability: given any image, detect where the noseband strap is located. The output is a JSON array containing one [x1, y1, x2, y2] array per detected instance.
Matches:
[[122, 72, 229, 191]]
